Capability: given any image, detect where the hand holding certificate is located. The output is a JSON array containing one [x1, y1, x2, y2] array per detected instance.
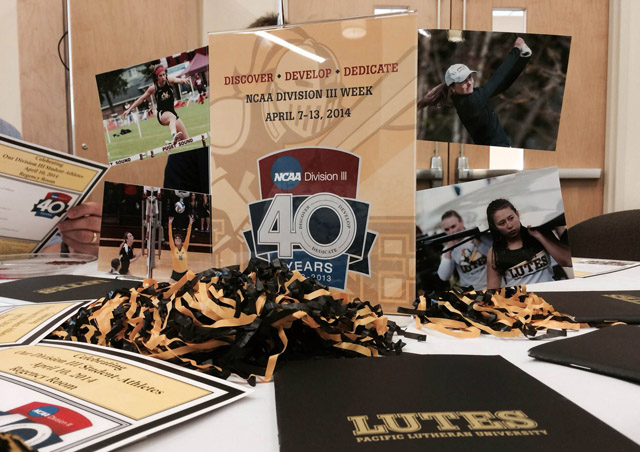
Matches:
[[0, 135, 107, 256]]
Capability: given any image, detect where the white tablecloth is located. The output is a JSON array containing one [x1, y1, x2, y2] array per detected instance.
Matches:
[[3, 261, 639, 450], [114, 264, 640, 451]]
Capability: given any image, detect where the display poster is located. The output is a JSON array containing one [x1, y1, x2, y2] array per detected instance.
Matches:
[[209, 14, 417, 305], [417, 30, 571, 150], [416, 167, 574, 293], [96, 46, 210, 165], [0, 303, 81, 345], [98, 182, 213, 280], [0, 135, 107, 254], [0, 341, 250, 451]]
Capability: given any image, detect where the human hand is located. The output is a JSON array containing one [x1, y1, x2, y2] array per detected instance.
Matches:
[[443, 239, 458, 258], [445, 238, 459, 248], [514, 37, 532, 57], [527, 225, 543, 241], [189, 215, 194, 225], [57, 202, 102, 256], [169, 217, 174, 224]]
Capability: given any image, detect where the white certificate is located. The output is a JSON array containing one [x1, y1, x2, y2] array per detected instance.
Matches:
[[0, 341, 251, 451], [0, 135, 107, 254]]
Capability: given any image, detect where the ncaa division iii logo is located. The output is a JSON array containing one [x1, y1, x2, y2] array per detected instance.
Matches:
[[31, 192, 72, 219], [271, 155, 302, 190]]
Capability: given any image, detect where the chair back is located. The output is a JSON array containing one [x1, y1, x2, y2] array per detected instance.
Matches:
[[568, 210, 640, 261]]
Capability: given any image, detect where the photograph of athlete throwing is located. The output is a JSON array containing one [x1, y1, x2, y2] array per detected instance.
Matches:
[[416, 30, 571, 151], [123, 65, 189, 145]]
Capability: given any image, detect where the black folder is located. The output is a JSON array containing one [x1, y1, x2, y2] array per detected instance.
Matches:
[[274, 354, 639, 452], [0, 274, 141, 303], [535, 290, 640, 323], [529, 325, 640, 383]]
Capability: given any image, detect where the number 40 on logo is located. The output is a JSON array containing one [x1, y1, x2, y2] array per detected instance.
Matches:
[[31, 192, 72, 219], [257, 193, 357, 260]]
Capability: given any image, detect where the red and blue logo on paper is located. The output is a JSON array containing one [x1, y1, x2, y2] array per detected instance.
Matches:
[[1, 401, 92, 448], [31, 192, 72, 219]]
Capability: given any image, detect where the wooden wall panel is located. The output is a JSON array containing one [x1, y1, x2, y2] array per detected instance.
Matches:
[[17, 0, 69, 152], [450, 0, 608, 227], [288, 0, 451, 189], [67, 0, 201, 201]]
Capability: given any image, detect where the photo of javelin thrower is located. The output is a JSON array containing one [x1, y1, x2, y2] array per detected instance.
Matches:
[[416, 167, 574, 294]]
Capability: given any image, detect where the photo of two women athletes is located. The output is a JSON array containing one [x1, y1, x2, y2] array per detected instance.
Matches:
[[416, 167, 574, 294]]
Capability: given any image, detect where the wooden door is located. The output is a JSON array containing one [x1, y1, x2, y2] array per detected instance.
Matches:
[[67, 0, 202, 202], [449, 0, 608, 227], [289, 0, 609, 227], [17, 0, 68, 152]]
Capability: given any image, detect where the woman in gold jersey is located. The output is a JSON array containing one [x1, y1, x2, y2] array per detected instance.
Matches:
[[168, 215, 193, 281]]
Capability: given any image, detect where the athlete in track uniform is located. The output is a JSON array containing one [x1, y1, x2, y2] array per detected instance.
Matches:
[[485, 199, 571, 289], [418, 37, 532, 146], [123, 65, 190, 145]]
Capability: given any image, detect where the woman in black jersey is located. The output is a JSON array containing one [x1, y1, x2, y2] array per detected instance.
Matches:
[[418, 37, 531, 147], [118, 232, 141, 275], [186, 192, 199, 227], [123, 65, 190, 145], [485, 198, 570, 289], [198, 194, 211, 232]]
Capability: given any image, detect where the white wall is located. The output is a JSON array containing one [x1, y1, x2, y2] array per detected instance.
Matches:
[[201, 0, 279, 45], [0, 0, 22, 134], [605, 0, 640, 212]]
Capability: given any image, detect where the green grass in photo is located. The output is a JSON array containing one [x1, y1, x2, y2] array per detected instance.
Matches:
[[105, 101, 210, 162]]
